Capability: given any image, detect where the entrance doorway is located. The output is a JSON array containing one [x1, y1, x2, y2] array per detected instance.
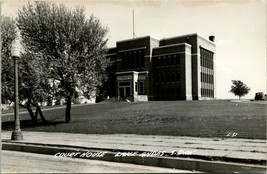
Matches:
[[118, 81, 131, 99], [119, 86, 131, 98]]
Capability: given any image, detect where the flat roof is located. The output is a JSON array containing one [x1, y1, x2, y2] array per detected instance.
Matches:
[[160, 33, 215, 45], [110, 33, 215, 49], [117, 35, 159, 44], [153, 43, 192, 50]]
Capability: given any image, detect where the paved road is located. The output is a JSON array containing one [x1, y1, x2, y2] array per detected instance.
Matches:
[[2, 150, 195, 173]]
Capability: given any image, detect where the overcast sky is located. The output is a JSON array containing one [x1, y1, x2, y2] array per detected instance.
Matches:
[[2, 0, 266, 99]]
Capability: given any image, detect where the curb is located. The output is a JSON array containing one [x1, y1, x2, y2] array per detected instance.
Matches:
[[2, 142, 266, 173]]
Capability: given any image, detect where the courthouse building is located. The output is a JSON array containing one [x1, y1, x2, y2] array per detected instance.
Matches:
[[105, 33, 216, 101]]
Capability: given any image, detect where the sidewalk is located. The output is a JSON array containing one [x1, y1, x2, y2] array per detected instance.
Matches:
[[2, 131, 266, 172]]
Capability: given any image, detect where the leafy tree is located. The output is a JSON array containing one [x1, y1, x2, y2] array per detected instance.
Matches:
[[1, 16, 17, 104], [17, 2, 110, 122], [18, 51, 50, 123], [1, 16, 49, 123], [230, 80, 250, 100]]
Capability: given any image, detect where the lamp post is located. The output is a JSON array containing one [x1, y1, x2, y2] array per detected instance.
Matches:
[[11, 38, 23, 140]]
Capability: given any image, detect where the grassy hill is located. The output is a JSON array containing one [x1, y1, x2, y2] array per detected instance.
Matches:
[[2, 100, 266, 139]]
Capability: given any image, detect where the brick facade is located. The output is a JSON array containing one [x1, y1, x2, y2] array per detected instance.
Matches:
[[105, 33, 216, 101]]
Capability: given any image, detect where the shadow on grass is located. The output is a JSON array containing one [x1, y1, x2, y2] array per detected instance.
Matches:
[[2, 119, 66, 131]]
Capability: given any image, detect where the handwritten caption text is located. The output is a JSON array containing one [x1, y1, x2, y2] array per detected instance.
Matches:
[[54, 150, 197, 158]]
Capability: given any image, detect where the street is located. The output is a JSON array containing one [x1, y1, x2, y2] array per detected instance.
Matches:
[[2, 150, 195, 173]]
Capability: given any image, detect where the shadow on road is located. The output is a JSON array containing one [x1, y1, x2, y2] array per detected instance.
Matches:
[[2, 119, 65, 131]]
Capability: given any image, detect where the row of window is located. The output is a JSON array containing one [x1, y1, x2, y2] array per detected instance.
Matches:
[[153, 54, 181, 67], [155, 72, 180, 83], [155, 87, 181, 98], [121, 50, 145, 70], [201, 72, 214, 84], [200, 57, 213, 70], [200, 48, 214, 69], [201, 88, 214, 97]]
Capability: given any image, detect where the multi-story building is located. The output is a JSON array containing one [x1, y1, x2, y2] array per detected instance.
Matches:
[[105, 33, 216, 101]]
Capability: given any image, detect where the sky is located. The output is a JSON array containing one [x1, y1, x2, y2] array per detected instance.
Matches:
[[1, 0, 266, 99]]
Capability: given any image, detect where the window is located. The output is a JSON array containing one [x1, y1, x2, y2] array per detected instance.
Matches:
[[158, 74, 161, 83], [200, 47, 214, 70], [171, 88, 175, 99], [130, 52, 135, 69], [176, 72, 180, 81], [176, 55, 180, 64], [162, 88, 166, 99], [160, 57, 164, 66], [171, 72, 175, 81], [119, 81, 131, 86], [166, 56, 170, 66], [139, 81, 144, 93], [135, 82, 138, 92], [122, 55, 126, 70], [140, 50, 145, 67], [162, 88, 165, 97], [118, 81, 131, 98], [156, 88, 160, 96], [161, 74, 165, 82], [176, 88, 180, 97], [153, 58, 156, 67], [171, 56, 175, 65], [166, 88, 170, 97], [125, 52, 130, 69], [166, 73, 170, 82], [136, 51, 140, 68]]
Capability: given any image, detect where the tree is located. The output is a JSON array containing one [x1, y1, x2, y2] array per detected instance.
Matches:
[[17, 2, 110, 122], [1, 16, 49, 123], [1, 16, 17, 104], [230, 80, 250, 100], [18, 51, 50, 123]]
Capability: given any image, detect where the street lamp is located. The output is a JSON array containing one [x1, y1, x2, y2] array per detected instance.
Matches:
[[11, 38, 23, 140]]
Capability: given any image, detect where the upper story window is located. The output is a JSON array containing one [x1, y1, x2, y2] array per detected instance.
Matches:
[[120, 48, 146, 70], [171, 56, 175, 65], [176, 72, 180, 81], [140, 50, 145, 68], [200, 47, 214, 70], [176, 55, 180, 64], [166, 56, 170, 66]]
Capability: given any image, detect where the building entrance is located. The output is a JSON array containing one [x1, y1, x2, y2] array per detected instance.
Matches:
[[119, 87, 131, 98], [118, 81, 131, 99]]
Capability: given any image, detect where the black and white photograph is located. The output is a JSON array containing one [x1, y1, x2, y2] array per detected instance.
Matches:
[[1, 0, 266, 173]]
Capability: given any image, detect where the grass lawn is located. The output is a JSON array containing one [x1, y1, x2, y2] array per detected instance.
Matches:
[[2, 100, 266, 139]]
